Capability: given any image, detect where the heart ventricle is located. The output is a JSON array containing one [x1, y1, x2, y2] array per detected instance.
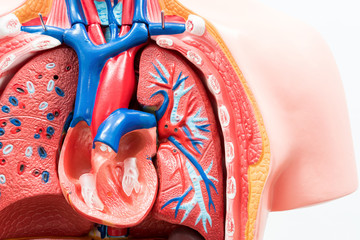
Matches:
[[58, 121, 159, 228]]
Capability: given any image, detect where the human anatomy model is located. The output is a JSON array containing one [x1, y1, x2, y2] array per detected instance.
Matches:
[[0, 0, 357, 239]]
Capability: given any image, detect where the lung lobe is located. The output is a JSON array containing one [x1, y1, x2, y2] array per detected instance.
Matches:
[[0, 47, 92, 238], [138, 44, 224, 239]]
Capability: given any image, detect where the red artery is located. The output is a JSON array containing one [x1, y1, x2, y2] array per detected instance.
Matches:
[[81, 0, 105, 45], [91, 25, 143, 137], [80, 0, 143, 137]]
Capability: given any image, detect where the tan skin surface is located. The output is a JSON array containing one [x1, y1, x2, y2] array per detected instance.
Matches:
[[178, 0, 357, 208], [176, 0, 358, 238]]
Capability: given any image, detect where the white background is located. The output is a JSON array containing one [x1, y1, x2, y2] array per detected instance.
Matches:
[[257, 0, 360, 239]]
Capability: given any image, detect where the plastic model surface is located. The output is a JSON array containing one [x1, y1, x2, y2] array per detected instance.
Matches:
[[0, 0, 357, 239]]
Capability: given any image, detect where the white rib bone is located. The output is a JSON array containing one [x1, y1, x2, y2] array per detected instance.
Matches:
[[0, 14, 21, 39], [186, 15, 206, 36], [31, 36, 61, 51], [122, 157, 140, 196]]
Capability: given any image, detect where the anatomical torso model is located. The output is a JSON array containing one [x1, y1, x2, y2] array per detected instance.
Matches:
[[0, 0, 357, 240]]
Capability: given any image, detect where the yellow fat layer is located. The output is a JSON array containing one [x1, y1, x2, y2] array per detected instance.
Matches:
[[14, 0, 53, 23]]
